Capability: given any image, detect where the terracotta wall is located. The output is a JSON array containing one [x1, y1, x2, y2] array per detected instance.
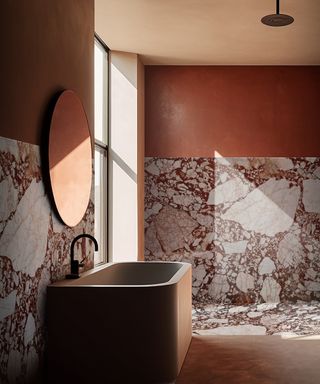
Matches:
[[145, 66, 320, 157], [145, 66, 320, 305], [0, 0, 94, 145], [0, 1, 94, 383]]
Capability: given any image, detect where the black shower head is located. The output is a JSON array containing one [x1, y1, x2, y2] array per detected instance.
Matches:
[[261, 0, 294, 27], [261, 13, 294, 27]]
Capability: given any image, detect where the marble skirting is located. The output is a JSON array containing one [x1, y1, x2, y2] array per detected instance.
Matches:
[[192, 302, 320, 336], [145, 157, 320, 304]]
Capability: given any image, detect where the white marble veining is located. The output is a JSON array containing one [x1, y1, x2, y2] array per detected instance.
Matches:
[[147, 205, 198, 254], [314, 167, 320, 179], [0, 179, 50, 277], [209, 275, 230, 299], [236, 272, 255, 293], [0, 291, 17, 322], [207, 176, 250, 205], [0, 135, 94, 384], [221, 179, 300, 237], [305, 281, 320, 292], [145, 157, 320, 305], [258, 257, 276, 275], [193, 302, 320, 336], [303, 179, 320, 213], [0, 178, 18, 223], [271, 158, 294, 170], [260, 277, 281, 302], [277, 232, 304, 268], [24, 314, 36, 346], [197, 325, 267, 335], [222, 240, 248, 254], [0, 138, 19, 159]]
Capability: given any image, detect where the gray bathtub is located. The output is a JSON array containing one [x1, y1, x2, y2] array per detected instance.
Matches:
[[47, 261, 192, 384]]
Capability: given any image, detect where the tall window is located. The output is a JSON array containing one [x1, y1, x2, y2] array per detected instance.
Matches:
[[94, 36, 109, 264]]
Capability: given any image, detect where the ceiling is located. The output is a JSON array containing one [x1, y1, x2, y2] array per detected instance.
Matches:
[[95, 0, 320, 65]]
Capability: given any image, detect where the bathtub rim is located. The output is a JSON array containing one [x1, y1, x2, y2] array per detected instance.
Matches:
[[49, 261, 191, 288]]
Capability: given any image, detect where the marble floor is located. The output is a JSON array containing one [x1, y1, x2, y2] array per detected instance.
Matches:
[[192, 301, 320, 336]]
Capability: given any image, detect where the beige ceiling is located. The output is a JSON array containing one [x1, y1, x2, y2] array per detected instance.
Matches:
[[95, 0, 320, 65]]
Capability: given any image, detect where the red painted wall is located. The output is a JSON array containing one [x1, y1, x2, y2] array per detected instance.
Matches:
[[0, 0, 94, 145], [145, 66, 320, 157]]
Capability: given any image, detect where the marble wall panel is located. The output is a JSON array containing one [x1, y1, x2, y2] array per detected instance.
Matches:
[[145, 157, 320, 305], [0, 136, 94, 383]]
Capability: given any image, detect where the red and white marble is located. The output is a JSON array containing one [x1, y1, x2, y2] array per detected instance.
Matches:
[[0, 136, 94, 383], [192, 301, 320, 336], [145, 157, 320, 305]]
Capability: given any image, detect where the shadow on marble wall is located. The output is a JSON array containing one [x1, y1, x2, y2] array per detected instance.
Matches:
[[0, 136, 94, 383], [144, 157, 320, 305]]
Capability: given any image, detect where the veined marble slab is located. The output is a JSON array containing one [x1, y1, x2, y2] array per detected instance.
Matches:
[[145, 156, 320, 304], [192, 301, 320, 336], [0, 135, 94, 383], [221, 179, 300, 237]]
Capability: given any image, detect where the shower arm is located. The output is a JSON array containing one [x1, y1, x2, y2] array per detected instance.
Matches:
[[276, 0, 280, 15]]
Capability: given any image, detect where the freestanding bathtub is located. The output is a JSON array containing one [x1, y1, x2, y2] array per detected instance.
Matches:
[[47, 261, 192, 384]]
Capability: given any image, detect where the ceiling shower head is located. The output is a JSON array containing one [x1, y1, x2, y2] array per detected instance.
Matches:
[[261, 0, 294, 27], [261, 13, 294, 27]]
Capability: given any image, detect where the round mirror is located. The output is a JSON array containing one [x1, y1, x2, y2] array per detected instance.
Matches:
[[49, 90, 92, 227]]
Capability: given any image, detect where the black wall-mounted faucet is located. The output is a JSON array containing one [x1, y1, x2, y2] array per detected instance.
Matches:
[[66, 234, 99, 279]]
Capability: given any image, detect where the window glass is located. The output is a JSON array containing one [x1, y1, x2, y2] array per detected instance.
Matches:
[[94, 148, 106, 264], [94, 43, 104, 143], [94, 37, 109, 265]]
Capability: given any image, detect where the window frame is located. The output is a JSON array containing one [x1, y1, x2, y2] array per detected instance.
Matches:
[[94, 34, 110, 265]]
